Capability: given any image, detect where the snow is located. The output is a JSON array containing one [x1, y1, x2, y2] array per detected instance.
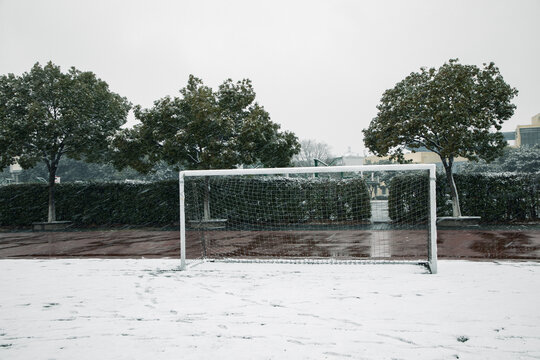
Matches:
[[1, 259, 539, 359]]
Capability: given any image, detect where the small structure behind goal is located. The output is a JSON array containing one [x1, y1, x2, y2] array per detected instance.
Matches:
[[179, 164, 437, 273]]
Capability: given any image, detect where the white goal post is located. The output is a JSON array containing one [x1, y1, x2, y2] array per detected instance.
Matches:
[[179, 164, 437, 273]]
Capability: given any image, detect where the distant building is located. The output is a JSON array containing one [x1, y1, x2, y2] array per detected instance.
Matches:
[[516, 113, 540, 147], [502, 131, 516, 147]]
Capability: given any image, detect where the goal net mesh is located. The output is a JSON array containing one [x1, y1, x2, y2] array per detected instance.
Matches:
[[182, 167, 435, 267]]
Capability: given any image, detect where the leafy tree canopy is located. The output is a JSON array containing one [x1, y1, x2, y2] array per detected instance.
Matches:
[[363, 59, 517, 163], [113, 75, 300, 172], [0, 62, 131, 171], [0, 61, 131, 221], [363, 59, 518, 216]]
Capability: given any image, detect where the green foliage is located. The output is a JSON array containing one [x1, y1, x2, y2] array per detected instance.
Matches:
[[0, 61, 131, 221], [113, 75, 300, 172], [186, 177, 371, 225], [0, 177, 371, 227], [0, 62, 131, 171], [363, 59, 518, 216], [461, 145, 540, 174], [0, 157, 176, 184], [1, 183, 48, 226], [388, 174, 426, 223], [0, 181, 180, 227], [363, 59, 518, 163], [388, 173, 539, 223], [445, 173, 539, 222]]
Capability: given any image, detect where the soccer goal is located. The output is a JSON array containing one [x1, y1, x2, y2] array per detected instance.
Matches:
[[179, 164, 437, 273]]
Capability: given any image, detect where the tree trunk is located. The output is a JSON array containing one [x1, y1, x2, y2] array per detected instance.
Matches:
[[48, 166, 57, 223], [441, 158, 462, 217]]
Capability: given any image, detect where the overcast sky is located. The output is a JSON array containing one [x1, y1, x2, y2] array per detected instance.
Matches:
[[1, 0, 539, 156]]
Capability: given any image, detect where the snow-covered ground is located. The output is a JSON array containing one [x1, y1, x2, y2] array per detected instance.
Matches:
[[1, 259, 539, 360]]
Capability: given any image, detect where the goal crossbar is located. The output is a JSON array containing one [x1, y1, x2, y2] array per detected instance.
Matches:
[[179, 164, 438, 273], [179, 164, 435, 177]]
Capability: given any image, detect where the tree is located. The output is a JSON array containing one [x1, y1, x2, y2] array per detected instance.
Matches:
[[461, 144, 540, 174], [113, 75, 299, 171], [293, 139, 334, 167], [363, 59, 518, 217], [112, 75, 300, 219], [0, 62, 131, 222]]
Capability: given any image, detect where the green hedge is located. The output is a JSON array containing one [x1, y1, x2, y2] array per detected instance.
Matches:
[[388, 173, 539, 223], [0, 181, 180, 227], [186, 176, 371, 225], [388, 174, 428, 223], [447, 173, 539, 222], [0, 177, 372, 227]]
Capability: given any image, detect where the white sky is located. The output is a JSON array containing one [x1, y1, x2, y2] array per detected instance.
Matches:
[[1, 0, 539, 156]]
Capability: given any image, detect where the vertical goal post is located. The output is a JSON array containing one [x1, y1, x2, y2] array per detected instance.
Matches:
[[179, 164, 438, 273]]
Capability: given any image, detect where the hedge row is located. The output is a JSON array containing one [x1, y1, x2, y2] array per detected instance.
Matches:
[[187, 177, 371, 225], [389, 173, 540, 223], [0, 177, 372, 227], [1, 181, 180, 227]]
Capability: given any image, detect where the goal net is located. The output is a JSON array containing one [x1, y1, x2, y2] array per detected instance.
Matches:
[[179, 165, 437, 273]]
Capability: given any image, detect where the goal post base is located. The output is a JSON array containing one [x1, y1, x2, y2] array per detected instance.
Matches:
[[188, 219, 228, 229], [189, 258, 436, 273], [437, 216, 481, 227]]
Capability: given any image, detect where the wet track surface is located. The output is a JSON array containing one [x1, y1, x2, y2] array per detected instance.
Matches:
[[0, 227, 539, 260]]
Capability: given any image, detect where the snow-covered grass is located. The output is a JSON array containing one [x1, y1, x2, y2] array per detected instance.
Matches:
[[1, 259, 539, 359]]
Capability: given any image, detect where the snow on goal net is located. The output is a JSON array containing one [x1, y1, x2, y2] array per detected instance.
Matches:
[[179, 165, 437, 273]]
